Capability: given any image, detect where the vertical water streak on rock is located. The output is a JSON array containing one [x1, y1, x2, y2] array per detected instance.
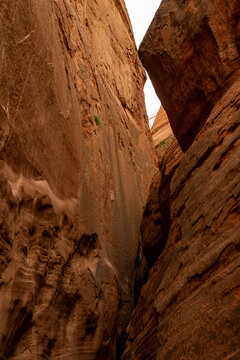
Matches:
[[0, 0, 156, 358]]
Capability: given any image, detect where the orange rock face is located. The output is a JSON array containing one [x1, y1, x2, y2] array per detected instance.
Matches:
[[140, 140, 183, 267], [122, 1, 240, 359], [139, 0, 240, 151], [0, 0, 156, 358], [151, 106, 173, 147], [122, 76, 240, 360]]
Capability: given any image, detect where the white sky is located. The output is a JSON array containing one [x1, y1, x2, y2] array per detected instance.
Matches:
[[125, 0, 161, 119]]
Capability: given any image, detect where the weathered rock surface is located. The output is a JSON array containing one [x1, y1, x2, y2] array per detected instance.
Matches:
[[122, 1, 240, 359], [122, 72, 240, 360], [0, 171, 119, 359], [151, 106, 173, 147], [139, 0, 240, 151], [140, 140, 183, 267], [0, 0, 156, 358]]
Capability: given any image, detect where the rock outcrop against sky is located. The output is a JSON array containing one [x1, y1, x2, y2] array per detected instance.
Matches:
[[0, 0, 156, 358], [123, 0, 240, 358], [139, 0, 240, 151], [151, 106, 173, 147]]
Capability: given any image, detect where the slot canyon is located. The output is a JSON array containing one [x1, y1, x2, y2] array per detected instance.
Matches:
[[0, 0, 239, 359]]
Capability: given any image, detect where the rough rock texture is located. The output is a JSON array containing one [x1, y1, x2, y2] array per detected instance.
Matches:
[[0, 0, 156, 358], [122, 1, 240, 359], [139, 0, 240, 151], [0, 170, 119, 360], [151, 106, 173, 147], [122, 73, 240, 360], [140, 140, 183, 267]]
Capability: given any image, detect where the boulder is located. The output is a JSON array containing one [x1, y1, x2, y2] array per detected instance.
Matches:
[[139, 0, 240, 150]]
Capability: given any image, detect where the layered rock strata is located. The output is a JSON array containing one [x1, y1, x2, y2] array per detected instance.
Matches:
[[0, 0, 156, 358], [122, 0, 240, 358], [123, 70, 240, 360]]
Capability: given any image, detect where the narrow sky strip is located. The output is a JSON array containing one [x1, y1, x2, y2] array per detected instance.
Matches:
[[125, 0, 161, 119]]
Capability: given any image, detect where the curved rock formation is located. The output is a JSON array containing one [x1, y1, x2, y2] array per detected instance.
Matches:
[[122, 76, 240, 360], [122, 1, 240, 359], [139, 0, 240, 151], [0, 0, 156, 358]]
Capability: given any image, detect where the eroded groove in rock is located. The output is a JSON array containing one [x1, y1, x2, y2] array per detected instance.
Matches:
[[0, 171, 121, 359], [140, 140, 183, 267]]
